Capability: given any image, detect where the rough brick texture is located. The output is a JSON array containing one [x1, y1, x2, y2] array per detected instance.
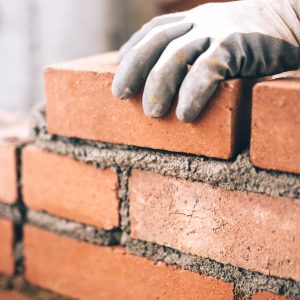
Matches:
[[129, 170, 300, 281], [0, 140, 18, 204], [45, 52, 253, 159], [252, 292, 292, 300], [251, 78, 300, 174], [252, 291, 291, 300], [0, 219, 14, 275], [24, 225, 233, 300], [22, 145, 119, 229], [0, 291, 30, 300]]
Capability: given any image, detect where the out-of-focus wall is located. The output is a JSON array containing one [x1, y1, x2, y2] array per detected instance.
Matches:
[[0, 0, 158, 113]]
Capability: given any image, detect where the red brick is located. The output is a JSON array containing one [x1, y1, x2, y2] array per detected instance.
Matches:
[[0, 141, 18, 204], [251, 78, 300, 174], [0, 291, 30, 300], [129, 170, 300, 281], [0, 219, 14, 275], [22, 145, 119, 229], [252, 291, 292, 300], [24, 225, 233, 300], [0, 113, 29, 204], [45, 52, 253, 159]]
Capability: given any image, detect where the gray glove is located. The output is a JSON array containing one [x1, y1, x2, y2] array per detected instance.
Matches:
[[112, 0, 300, 122]]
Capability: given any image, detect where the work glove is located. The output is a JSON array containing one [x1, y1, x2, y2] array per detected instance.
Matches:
[[112, 0, 300, 123]]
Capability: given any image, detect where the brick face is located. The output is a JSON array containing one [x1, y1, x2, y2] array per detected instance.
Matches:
[[45, 52, 253, 159], [0, 291, 30, 300], [252, 291, 291, 300], [0, 141, 18, 204], [22, 145, 119, 230], [251, 78, 300, 174], [24, 225, 233, 300], [129, 170, 300, 281], [0, 218, 14, 275]]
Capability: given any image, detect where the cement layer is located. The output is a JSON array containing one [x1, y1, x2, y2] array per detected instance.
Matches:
[[0, 202, 21, 223], [27, 210, 121, 246], [33, 107, 300, 199]]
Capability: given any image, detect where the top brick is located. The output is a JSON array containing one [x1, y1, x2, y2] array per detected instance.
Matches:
[[251, 75, 300, 174], [45, 52, 253, 159]]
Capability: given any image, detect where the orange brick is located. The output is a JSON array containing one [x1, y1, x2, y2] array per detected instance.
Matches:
[[45, 52, 253, 159], [22, 145, 119, 229], [0, 291, 30, 300], [24, 225, 233, 300], [0, 141, 18, 204], [0, 219, 14, 275], [251, 78, 300, 174], [129, 170, 300, 281], [252, 291, 291, 300]]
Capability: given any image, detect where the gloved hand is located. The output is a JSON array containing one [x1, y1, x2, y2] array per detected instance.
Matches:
[[112, 0, 300, 123]]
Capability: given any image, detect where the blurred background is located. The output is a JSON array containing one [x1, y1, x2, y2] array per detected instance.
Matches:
[[0, 0, 215, 113]]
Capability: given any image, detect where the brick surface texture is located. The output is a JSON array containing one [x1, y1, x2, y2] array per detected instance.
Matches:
[[45, 52, 252, 159], [0, 291, 30, 300], [129, 170, 300, 281], [24, 225, 233, 300], [0, 218, 14, 275], [252, 291, 291, 300], [251, 78, 300, 174], [0, 141, 18, 203], [22, 145, 119, 229]]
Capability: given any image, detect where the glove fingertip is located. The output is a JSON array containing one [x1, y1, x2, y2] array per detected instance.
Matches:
[[111, 78, 133, 99], [176, 104, 198, 123]]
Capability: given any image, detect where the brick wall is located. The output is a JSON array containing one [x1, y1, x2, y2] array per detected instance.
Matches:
[[0, 51, 299, 300]]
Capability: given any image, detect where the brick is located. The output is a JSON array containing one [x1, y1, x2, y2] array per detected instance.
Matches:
[[251, 78, 300, 174], [0, 113, 29, 203], [0, 219, 14, 275], [24, 225, 233, 300], [0, 141, 18, 204], [0, 291, 30, 300], [45, 52, 253, 159], [129, 170, 300, 281], [22, 145, 119, 230], [252, 291, 291, 300]]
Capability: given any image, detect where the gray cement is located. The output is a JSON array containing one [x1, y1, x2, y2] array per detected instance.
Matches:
[[116, 167, 131, 233], [32, 106, 300, 199], [0, 202, 21, 223], [27, 210, 121, 246], [127, 238, 300, 299]]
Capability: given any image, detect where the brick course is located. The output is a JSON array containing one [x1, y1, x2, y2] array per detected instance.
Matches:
[[45, 52, 253, 159], [22, 145, 119, 229], [129, 170, 300, 281], [24, 225, 233, 300], [251, 78, 300, 174], [0, 218, 14, 275]]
